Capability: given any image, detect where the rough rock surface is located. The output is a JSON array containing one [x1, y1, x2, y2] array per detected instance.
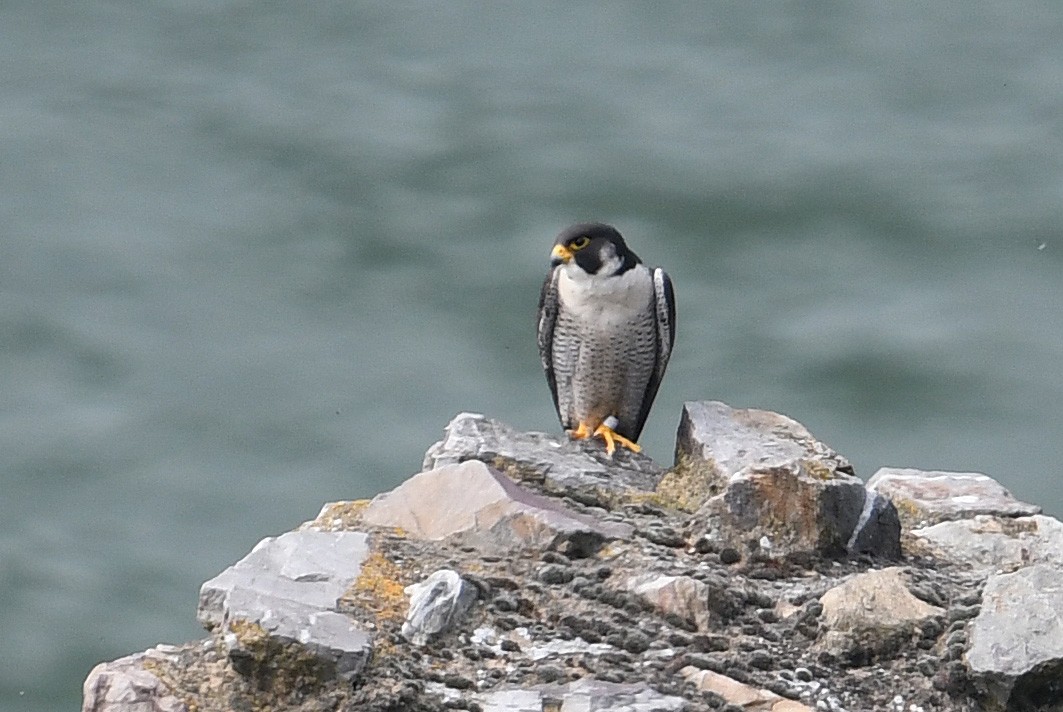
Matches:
[[815, 567, 945, 666], [401, 569, 478, 646], [84, 404, 1063, 712], [868, 467, 1041, 529], [82, 646, 188, 712], [469, 678, 687, 711], [910, 514, 1063, 573], [198, 530, 372, 682], [673, 401, 854, 480], [672, 401, 899, 560], [681, 667, 815, 711], [362, 459, 632, 553], [422, 411, 665, 506], [965, 563, 1063, 710]]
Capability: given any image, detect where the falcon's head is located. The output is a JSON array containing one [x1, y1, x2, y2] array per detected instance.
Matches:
[[550, 223, 641, 277]]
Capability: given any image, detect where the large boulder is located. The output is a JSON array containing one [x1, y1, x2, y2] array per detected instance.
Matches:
[[910, 514, 1063, 573], [965, 563, 1063, 709], [867, 467, 1041, 530], [361, 460, 632, 555], [673, 401, 899, 560], [815, 567, 944, 665], [197, 531, 372, 684]]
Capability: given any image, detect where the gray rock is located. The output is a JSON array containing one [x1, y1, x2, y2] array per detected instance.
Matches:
[[672, 401, 892, 560], [362, 460, 632, 554], [197, 530, 372, 683], [475, 678, 686, 712], [221, 589, 371, 682], [846, 490, 902, 559], [82, 646, 188, 712], [681, 666, 815, 711], [911, 514, 1063, 572], [422, 412, 665, 506], [815, 568, 944, 665], [674, 400, 853, 482], [401, 569, 478, 646], [626, 573, 711, 631], [867, 467, 1041, 529], [691, 459, 872, 560], [198, 530, 370, 629], [966, 563, 1063, 709]]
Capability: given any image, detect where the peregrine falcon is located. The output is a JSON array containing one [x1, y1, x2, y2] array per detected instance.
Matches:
[[537, 223, 676, 455]]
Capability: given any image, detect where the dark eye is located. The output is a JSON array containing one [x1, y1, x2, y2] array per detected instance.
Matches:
[[571, 236, 591, 250]]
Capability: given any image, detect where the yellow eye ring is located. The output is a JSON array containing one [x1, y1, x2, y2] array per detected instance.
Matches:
[[571, 236, 591, 250]]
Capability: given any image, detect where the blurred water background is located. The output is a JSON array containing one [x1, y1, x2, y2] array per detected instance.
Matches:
[[2, 2, 1062, 710]]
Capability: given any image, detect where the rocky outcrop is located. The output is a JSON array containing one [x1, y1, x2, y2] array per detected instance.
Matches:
[[83, 402, 1063, 712], [965, 563, 1063, 710], [815, 567, 944, 666], [422, 411, 665, 506], [197, 530, 373, 683], [362, 460, 632, 554], [83, 646, 188, 712], [867, 467, 1041, 529], [672, 401, 900, 561], [910, 514, 1063, 573]]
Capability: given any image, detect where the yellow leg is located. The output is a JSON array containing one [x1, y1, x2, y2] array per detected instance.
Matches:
[[593, 422, 641, 456]]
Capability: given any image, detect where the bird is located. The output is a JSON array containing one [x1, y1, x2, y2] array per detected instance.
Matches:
[[536, 222, 676, 456]]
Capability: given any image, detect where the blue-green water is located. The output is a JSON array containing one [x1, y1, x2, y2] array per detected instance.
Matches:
[[2, 3, 1062, 710]]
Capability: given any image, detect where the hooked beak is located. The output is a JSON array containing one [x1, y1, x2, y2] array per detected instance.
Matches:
[[550, 243, 573, 267]]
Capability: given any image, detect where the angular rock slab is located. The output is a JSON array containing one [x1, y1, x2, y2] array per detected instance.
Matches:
[[847, 489, 903, 559], [674, 401, 898, 559], [422, 412, 665, 507], [674, 400, 854, 487], [815, 567, 944, 665], [475, 678, 686, 712], [83, 646, 188, 712], [966, 563, 1063, 709], [365, 459, 632, 554], [198, 530, 372, 683], [867, 467, 1041, 529], [626, 573, 711, 631], [401, 569, 478, 646], [911, 514, 1063, 573], [681, 667, 814, 711], [690, 458, 880, 560]]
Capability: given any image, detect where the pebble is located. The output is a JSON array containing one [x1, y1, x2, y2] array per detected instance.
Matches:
[[623, 631, 651, 654], [748, 649, 773, 669], [947, 605, 980, 623], [537, 564, 574, 585], [719, 548, 742, 565], [541, 551, 571, 565], [442, 674, 474, 690], [492, 593, 518, 612]]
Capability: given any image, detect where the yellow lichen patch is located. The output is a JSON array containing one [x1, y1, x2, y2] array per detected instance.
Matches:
[[891, 497, 924, 529], [653, 454, 721, 512], [490, 455, 545, 484], [341, 550, 409, 626], [228, 618, 269, 647], [801, 459, 836, 481], [305, 500, 371, 531]]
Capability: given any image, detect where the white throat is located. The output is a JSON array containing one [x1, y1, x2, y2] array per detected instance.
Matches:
[[557, 261, 653, 319]]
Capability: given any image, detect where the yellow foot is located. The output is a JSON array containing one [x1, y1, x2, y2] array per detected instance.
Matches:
[[568, 421, 594, 440], [593, 422, 641, 456]]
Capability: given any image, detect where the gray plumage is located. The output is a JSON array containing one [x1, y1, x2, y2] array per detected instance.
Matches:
[[537, 223, 675, 444]]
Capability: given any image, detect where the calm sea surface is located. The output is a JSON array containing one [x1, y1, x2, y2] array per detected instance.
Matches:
[[3, 3, 1062, 710]]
